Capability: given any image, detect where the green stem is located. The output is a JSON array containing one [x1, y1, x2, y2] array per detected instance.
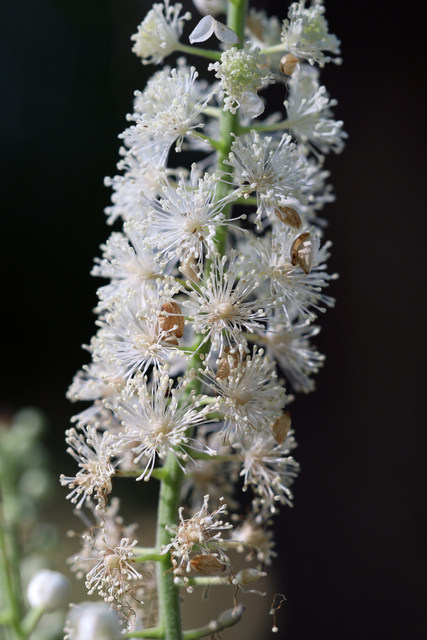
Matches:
[[176, 44, 221, 62], [182, 605, 245, 640], [239, 120, 291, 134], [155, 451, 184, 640], [123, 627, 163, 639], [0, 457, 24, 640], [131, 548, 163, 563], [211, 0, 249, 260]]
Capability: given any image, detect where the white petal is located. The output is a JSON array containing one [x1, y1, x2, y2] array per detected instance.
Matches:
[[240, 91, 265, 119], [213, 21, 239, 44], [189, 15, 215, 43]]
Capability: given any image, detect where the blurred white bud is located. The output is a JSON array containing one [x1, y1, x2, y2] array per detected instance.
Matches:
[[27, 569, 69, 612], [192, 0, 227, 17], [235, 568, 267, 585], [66, 602, 121, 640]]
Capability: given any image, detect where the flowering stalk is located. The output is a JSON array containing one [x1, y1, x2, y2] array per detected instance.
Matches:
[[62, 1, 346, 639]]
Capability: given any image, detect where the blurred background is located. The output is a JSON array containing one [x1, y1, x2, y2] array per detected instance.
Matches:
[[1, 0, 425, 638]]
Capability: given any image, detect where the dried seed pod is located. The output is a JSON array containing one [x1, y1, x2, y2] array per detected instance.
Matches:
[[272, 412, 291, 445], [216, 346, 240, 380], [279, 53, 298, 75], [275, 206, 302, 230], [190, 554, 226, 575], [159, 301, 184, 338], [290, 233, 320, 274]]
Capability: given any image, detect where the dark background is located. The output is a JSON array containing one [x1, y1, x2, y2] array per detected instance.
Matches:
[[1, 1, 425, 638]]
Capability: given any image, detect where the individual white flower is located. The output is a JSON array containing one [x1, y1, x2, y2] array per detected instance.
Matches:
[[162, 495, 232, 580], [192, 0, 227, 17], [181, 250, 267, 358], [67, 498, 138, 581], [104, 149, 163, 225], [60, 427, 118, 510], [122, 65, 213, 166], [112, 369, 216, 481], [234, 428, 299, 515], [92, 222, 167, 313], [189, 15, 239, 45], [260, 321, 325, 393], [64, 602, 121, 640], [142, 166, 235, 271], [93, 288, 186, 379], [273, 156, 335, 231], [131, 0, 191, 65], [233, 514, 277, 565], [281, 0, 341, 67], [245, 9, 283, 77], [200, 347, 287, 444], [181, 430, 240, 511], [27, 569, 69, 612], [285, 66, 347, 155], [251, 227, 336, 325], [225, 131, 309, 228], [67, 360, 126, 430], [208, 44, 274, 118], [85, 536, 142, 605]]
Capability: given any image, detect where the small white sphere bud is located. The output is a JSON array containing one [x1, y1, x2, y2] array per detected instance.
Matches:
[[235, 568, 267, 585], [67, 602, 121, 640], [27, 569, 69, 612]]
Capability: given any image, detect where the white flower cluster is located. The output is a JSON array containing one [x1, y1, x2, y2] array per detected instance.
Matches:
[[63, 0, 345, 633]]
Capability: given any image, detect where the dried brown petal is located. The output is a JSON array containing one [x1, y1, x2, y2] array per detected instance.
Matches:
[[190, 554, 226, 575], [216, 346, 241, 380], [272, 412, 291, 445], [290, 233, 320, 274], [290, 232, 311, 266], [275, 206, 302, 230], [279, 53, 298, 76], [159, 301, 184, 338]]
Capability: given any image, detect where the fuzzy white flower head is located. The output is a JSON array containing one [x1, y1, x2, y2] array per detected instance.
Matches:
[[64, 602, 121, 640], [131, 0, 191, 65], [234, 427, 300, 515], [201, 347, 288, 444], [208, 44, 274, 118], [123, 64, 213, 166], [181, 250, 267, 358], [285, 66, 347, 155], [143, 166, 232, 271], [281, 0, 341, 67], [112, 369, 215, 481], [60, 426, 117, 510], [261, 321, 325, 393], [85, 536, 142, 604], [27, 569, 69, 612], [225, 131, 309, 228], [162, 495, 232, 580], [93, 288, 186, 379], [91, 222, 167, 313]]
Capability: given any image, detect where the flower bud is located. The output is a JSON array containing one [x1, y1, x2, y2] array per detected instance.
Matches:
[[190, 553, 226, 575], [159, 301, 184, 338], [66, 602, 121, 640], [27, 569, 69, 612], [272, 412, 291, 444], [279, 53, 298, 75], [274, 206, 302, 230], [236, 568, 267, 584]]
